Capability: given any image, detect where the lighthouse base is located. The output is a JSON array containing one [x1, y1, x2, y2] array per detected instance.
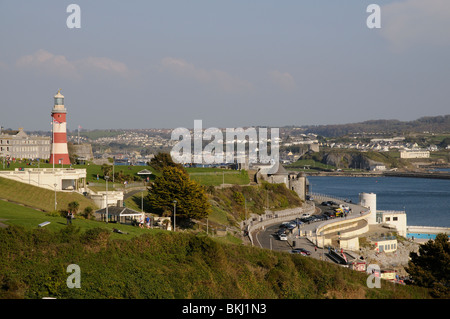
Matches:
[[49, 154, 71, 165]]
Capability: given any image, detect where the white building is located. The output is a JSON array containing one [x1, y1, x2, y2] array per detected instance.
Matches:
[[0, 167, 87, 192], [400, 150, 430, 159], [370, 164, 386, 171], [376, 210, 407, 237]]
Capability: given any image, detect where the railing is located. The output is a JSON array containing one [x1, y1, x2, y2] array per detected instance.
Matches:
[[308, 192, 351, 203], [244, 203, 316, 246]]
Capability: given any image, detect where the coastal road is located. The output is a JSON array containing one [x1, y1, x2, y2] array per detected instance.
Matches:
[[252, 197, 368, 262], [254, 223, 332, 262]]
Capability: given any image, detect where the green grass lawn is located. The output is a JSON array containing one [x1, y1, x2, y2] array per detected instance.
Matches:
[[188, 169, 250, 186], [0, 161, 158, 184], [0, 177, 97, 213], [0, 199, 162, 240]]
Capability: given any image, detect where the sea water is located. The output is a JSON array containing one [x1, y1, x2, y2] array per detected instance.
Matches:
[[308, 176, 450, 227]]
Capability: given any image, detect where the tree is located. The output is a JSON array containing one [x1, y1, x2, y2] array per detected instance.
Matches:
[[67, 201, 80, 215], [150, 152, 184, 172], [147, 166, 211, 223], [101, 164, 113, 178], [405, 233, 450, 298], [83, 206, 94, 219]]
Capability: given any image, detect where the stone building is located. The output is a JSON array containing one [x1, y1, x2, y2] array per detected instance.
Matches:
[[0, 127, 51, 160], [255, 162, 309, 200]]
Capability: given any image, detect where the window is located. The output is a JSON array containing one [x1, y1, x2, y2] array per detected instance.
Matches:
[[393, 217, 398, 221], [385, 217, 390, 222]]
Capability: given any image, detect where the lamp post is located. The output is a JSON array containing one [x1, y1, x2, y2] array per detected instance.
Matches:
[[173, 200, 177, 231], [54, 183, 57, 211], [105, 176, 109, 223]]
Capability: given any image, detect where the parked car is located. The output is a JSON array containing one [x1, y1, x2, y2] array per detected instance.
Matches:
[[291, 248, 311, 256], [321, 201, 330, 206], [301, 213, 311, 218], [324, 211, 336, 218], [279, 233, 288, 241]]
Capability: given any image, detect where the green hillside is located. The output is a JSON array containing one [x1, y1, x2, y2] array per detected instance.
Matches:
[[0, 177, 97, 213], [0, 222, 431, 299]]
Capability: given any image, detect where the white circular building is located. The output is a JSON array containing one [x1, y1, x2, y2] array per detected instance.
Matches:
[[359, 192, 377, 225]]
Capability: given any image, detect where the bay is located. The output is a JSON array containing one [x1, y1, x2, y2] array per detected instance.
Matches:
[[308, 176, 450, 227]]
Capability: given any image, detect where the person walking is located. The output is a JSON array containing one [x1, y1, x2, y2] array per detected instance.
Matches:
[[66, 210, 73, 225]]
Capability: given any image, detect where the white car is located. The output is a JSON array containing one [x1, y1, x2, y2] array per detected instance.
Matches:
[[279, 233, 288, 241], [301, 213, 311, 218]]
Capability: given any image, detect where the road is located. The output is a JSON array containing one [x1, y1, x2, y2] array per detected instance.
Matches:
[[252, 198, 365, 263], [254, 223, 333, 262]]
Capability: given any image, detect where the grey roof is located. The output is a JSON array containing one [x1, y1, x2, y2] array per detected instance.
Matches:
[[260, 162, 288, 176], [95, 206, 143, 217], [137, 169, 153, 175]]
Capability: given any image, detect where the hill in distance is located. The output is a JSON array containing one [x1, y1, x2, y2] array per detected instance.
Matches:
[[296, 115, 450, 137]]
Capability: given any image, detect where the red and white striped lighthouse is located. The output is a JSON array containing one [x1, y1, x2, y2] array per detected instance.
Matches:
[[50, 89, 71, 165]]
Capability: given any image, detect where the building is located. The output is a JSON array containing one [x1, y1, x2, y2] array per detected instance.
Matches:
[[369, 164, 386, 171], [50, 89, 70, 165], [0, 128, 51, 160], [0, 167, 87, 192], [400, 150, 430, 159], [256, 162, 309, 200], [377, 210, 407, 237], [371, 236, 398, 253], [359, 192, 377, 225]]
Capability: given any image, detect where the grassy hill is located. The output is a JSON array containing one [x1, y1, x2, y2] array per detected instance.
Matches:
[[0, 177, 97, 213], [0, 220, 431, 299], [0, 167, 433, 300]]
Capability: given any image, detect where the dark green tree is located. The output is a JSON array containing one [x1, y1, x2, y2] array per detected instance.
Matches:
[[406, 233, 450, 298], [149, 152, 184, 172], [101, 164, 113, 178], [147, 166, 211, 223]]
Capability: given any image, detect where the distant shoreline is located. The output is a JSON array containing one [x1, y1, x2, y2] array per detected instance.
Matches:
[[288, 170, 450, 180]]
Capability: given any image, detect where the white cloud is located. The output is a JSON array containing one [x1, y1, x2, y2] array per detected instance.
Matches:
[[15, 49, 131, 79], [160, 57, 254, 92], [381, 0, 450, 51], [269, 70, 296, 91], [16, 49, 79, 79], [79, 57, 130, 75]]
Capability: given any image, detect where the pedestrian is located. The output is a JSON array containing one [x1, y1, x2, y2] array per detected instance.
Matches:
[[66, 210, 73, 225], [315, 246, 317, 252], [145, 216, 150, 229], [139, 216, 144, 228]]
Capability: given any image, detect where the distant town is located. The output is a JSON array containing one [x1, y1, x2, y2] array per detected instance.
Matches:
[[2, 115, 448, 172]]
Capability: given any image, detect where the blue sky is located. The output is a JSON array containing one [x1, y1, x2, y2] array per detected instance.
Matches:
[[1, 0, 449, 131]]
